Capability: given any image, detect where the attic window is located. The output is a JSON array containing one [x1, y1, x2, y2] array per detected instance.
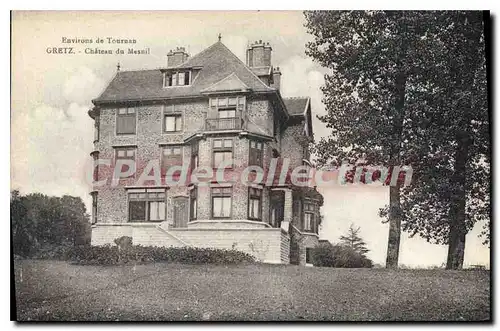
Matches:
[[164, 71, 191, 87]]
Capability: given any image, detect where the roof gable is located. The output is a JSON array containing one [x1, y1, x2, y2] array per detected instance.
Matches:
[[179, 41, 271, 91], [201, 72, 250, 93]]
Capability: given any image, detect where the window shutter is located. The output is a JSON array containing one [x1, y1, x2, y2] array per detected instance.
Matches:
[[116, 116, 126, 133], [165, 116, 175, 131], [117, 115, 136, 134], [125, 116, 135, 133]]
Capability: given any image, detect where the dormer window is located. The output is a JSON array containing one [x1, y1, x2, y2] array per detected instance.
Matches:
[[164, 70, 191, 87]]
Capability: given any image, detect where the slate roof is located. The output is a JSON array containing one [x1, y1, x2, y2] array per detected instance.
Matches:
[[93, 41, 273, 104], [283, 97, 309, 116]]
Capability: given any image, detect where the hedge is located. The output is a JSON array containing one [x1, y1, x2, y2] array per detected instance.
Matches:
[[67, 244, 256, 265]]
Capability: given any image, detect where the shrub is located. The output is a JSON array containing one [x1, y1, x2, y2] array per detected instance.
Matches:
[[67, 244, 120, 265], [312, 243, 373, 268], [67, 245, 256, 265], [311, 242, 336, 267], [31, 244, 74, 260]]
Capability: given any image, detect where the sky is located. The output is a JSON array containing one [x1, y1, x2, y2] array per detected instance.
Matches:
[[11, 11, 490, 267]]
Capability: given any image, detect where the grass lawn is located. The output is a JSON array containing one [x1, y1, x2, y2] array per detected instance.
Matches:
[[13, 259, 490, 321]]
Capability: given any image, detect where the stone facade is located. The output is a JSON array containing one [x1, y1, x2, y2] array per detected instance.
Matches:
[[89, 39, 323, 265], [91, 222, 289, 264]]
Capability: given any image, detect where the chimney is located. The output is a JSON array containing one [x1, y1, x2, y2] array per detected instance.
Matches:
[[167, 47, 189, 67], [246, 40, 272, 67], [272, 67, 281, 90]]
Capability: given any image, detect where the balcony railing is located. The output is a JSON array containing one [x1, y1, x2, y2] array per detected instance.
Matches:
[[205, 116, 242, 131]]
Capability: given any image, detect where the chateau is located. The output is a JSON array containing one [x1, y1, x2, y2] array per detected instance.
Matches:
[[89, 39, 323, 265]]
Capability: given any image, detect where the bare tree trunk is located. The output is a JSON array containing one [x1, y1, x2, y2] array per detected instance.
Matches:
[[386, 184, 402, 268], [446, 223, 466, 269], [446, 134, 469, 270], [385, 66, 407, 269], [446, 12, 484, 270]]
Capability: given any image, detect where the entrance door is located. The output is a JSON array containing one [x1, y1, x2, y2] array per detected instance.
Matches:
[[269, 191, 285, 228], [173, 196, 189, 228]]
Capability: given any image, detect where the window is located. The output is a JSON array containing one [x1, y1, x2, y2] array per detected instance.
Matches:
[[191, 141, 199, 171], [91, 151, 99, 183], [162, 145, 183, 170], [115, 147, 136, 178], [116, 148, 136, 161], [210, 96, 245, 112], [164, 114, 182, 132], [164, 71, 191, 87], [128, 189, 166, 222], [218, 108, 236, 119], [116, 107, 136, 135], [248, 187, 262, 221], [215, 108, 239, 130], [303, 202, 315, 233], [190, 187, 197, 220], [149, 201, 165, 221], [94, 117, 100, 142], [178, 72, 185, 86], [270, 205, 284, 228], [304, 213, 313, 232], [213, 138, 233, 168], [212, 187, 232, 218], [249, 140, 264, 166], [91, 192, 97, 224], [269, 191, 284, 228], [208, 97, 245, 131]]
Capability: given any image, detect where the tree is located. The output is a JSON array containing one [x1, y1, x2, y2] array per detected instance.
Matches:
[[395, 11, 489, 269], [11, 191, 91, 257], [11, 190, 37, 256], [59, 195, 92, 246], [304, 11, 441, 268], [339, 224, 369, 257], [305, 11, 489, 270]]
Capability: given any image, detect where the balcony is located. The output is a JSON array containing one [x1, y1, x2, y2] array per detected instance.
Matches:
[[205, 116, 242, 131]]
